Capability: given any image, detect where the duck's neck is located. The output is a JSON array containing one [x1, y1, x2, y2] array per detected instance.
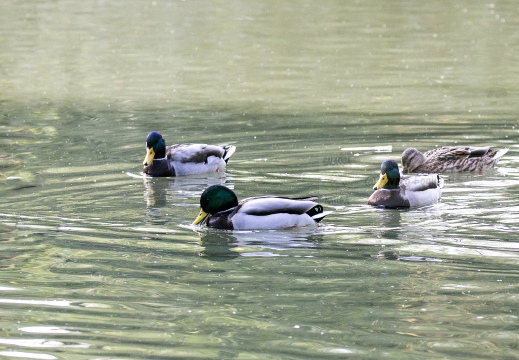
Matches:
[[153, 140, 167, 159], [385, 169, 400, 189]]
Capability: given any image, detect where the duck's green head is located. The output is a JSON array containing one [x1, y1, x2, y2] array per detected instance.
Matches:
[[373, 160, 400, 190], [143, 131, 166, 166], [193, 185, 239, 225]]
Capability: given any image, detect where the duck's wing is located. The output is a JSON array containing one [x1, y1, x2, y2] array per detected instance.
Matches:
[[229, 196, 330, 230], [400, 174, 442, 207], [237, 196, 320, 216], [401, 174, 442, 192], [167, 143, 235, 163], [467, 146, 492, 158], [425, 146, 492, 160]]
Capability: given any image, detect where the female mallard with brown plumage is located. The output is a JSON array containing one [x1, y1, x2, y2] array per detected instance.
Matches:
[[142, 131, 236, 177], [368, 160, 443, 208], [401, 146, 508, 174]]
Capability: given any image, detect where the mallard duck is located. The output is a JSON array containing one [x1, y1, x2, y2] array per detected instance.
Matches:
[[193, 185, 331, 230], [368, 160, 442, 208], [142, 131, 236, 177], [401, 146, 508, 174]]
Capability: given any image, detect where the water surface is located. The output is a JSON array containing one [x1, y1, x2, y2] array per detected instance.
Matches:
[[1, 1, 519, 359]]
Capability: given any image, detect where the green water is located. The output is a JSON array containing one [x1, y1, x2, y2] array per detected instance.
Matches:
[[1, 1, 519, 359]]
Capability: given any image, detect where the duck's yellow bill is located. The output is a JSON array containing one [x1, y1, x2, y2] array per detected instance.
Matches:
[[193, 209, 210, 225], [143, 147, 155, 166], [373, 173, 388, 190]]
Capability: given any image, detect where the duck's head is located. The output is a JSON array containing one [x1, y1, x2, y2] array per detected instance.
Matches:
[[373, 160, 400, 190], [193, 185, 239, 225], [401, 148, 425, 174], [143, 131, 167, 166]]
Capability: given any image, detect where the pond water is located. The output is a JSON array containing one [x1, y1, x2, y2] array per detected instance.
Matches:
[[1, 1, 519, 359]]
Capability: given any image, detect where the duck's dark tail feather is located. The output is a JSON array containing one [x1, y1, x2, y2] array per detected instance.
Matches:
[[306, 205, 332, 223], [222, 145, 236, 163], [493, 148, 509, 160]]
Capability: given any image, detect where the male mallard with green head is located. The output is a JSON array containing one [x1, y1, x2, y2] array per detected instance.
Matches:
[[401, 146, 508, 174], [193, 185, 331, 230], [368, 160, 443, 208], [142, 131, 236, 177]]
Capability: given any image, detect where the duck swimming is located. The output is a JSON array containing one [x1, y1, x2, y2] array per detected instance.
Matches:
[[193, 185, 331, 230], [142, 131, 236, 177], [401, 146, 508, 174], [368, 160, 443, 208]]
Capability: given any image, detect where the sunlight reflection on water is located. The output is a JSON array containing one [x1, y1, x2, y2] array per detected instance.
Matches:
[[0, 300, 70, 307], [0, 351, 57, 360]]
